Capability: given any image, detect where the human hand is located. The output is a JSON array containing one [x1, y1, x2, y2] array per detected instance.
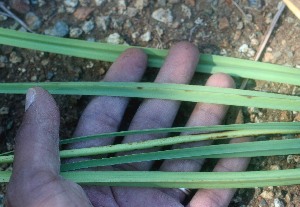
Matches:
[[6, 42, 249, 207]]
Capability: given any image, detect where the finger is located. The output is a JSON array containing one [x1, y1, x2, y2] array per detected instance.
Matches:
[[68, 48, 147, 150], [188, 137, 251, 207], [117, 42, 199, 171], [7, 87, 60, 202], [159, 73, 235, 202], [160, 73, 236, 172]]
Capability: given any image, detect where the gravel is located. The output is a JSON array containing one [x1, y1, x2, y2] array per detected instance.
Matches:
[[151, 8, 173, 24], [44, 21, 69, 37]]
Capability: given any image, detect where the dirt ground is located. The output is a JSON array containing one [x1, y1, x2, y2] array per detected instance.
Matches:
[[0, 0, 300, 206]]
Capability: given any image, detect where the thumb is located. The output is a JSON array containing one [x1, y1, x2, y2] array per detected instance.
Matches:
[[8, 87, 60, 190]]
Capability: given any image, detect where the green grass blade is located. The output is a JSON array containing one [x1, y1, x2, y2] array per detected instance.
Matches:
[[0, 28, 299, 86], [61, 122, 300, 145], [0, 169, 300, 189], [1, 169, 300, 188], [61, 169, 300, 188], [59, 129, 300, 159], [1, 122, 299, 164], [0, 82, 300, 111], [1, 127, 299, 165], [61, 139, 300, 171]]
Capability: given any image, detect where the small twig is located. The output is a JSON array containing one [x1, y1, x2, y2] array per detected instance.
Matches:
[[239, 2, 286, 90], [232, 0, 248, 19], [0, 2, 33, 33]]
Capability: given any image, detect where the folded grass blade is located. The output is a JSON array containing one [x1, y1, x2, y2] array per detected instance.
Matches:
[[60, 122, 300, 145], [61, 139, 300, 171]]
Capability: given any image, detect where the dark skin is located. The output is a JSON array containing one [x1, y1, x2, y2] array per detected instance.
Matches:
[[6, 42, 249, 207]]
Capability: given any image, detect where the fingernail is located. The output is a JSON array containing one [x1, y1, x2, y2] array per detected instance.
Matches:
[[25, 88, 36, 111]]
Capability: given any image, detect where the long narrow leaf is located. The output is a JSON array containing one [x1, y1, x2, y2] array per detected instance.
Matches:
[[1, 128, 299, 165], [60, 129, 300, 159], [0, 28, 299, 86], [1, 169, 300, 188], [61, 122, 300, 145], [0, 82, 300, 111], [61, 139, 300, 171]]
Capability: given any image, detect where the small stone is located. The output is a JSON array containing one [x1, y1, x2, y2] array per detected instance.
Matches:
[[37, 0, 46, 7], [265, 12, 272, 24], [82, 19, 94, 33], [151, 8, 173, 24], [79, 0, 90, 6], [118, 0, 127, 14], [0, 55, 7, 68], [218, 17, 229, 30], [30, 75, 37, 81], [96, 16, 110, 31], [259, 198, 268, 207], [157, 0, 166, 6], [140, 31, 151, 42], [263, 52, 274, 62], [134, 0, 149, 10], [270, 165, 281, 170], [248, 0, 262, 9], [185, 0, 195, 6], [0, 107, 9, 115], [274, 198, 284, 207], [238, 44, 249, 53], [47, 71, 55, 80], [10, 0, 30, 14], [273, 51, 282, 59], [236, 21, 243, 30], [0, 56, 8, 63], [286, 50, 293, 58], [168, 0, 180, 4], [64, 0, 79, 7], [0, 14, 8, 21], [106, 33, 124, 44], [25, 12, 42, 31], [99, 67, 105, 75], [233, 31, 242, 41], [123, 19, 132, 29], [86, 37, 95, 42], [70, 27, 83, 38], [286, 17, 294, 24], [45, 21, 69, 37], [251, 38, 259, 46], [94, 0, 106, 6], [126, 7, 138, 17], [85, 61, 94, 69], [181, 4, 191, 19], [247, 48, 256, 57], [111, 17, 125, 29], [244, 14, 253, 24], [260, 190, 274, 200], [65, 0, 79, 12], [131, 31, 139, 39], [155, 25, 164, 37], [280, 111, 292, 121], [9, 52, 22, 64], [194, 17, 204, 25], [74, 7, 94, 20]]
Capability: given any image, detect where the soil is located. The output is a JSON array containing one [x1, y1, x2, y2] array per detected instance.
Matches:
[[0, 0, 300, 206]]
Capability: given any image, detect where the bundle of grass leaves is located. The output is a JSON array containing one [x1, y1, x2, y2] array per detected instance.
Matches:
[[0, 28, 300, 188]]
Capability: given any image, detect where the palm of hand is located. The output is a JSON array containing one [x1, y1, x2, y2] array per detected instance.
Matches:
[[6, 43, 248, 207]]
